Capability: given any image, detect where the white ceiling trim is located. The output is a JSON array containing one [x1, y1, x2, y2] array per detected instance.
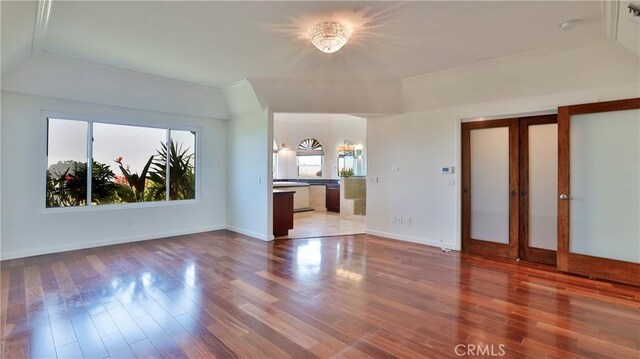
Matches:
[[223, 79, 252, 93], [31, 0, 52, 54], [602, 0, 620, 40]]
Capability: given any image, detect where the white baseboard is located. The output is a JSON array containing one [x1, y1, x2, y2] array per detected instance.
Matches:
[[1, 225, 226, 261], [225, 226, 272, 241], [365, 229, 456, 250]]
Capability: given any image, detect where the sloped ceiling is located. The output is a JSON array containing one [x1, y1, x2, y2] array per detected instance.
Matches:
[[4, 1, 636, 115], [0, 1, 37, 74], [36, 1, 602, 88]]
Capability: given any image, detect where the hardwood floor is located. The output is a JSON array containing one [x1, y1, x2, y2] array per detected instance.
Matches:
[[1, 230, 639, 358]]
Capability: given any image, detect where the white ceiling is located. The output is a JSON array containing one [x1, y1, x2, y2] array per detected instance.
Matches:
[[5, 1, 603, 89]]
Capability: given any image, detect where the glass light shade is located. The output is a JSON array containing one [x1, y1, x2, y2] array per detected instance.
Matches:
[[309, 22, 352, 54]]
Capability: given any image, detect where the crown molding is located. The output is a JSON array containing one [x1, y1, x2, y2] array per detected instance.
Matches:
[[602, 0, 620, 40], [223, 79, 252, 92], [32, 0, 52, 54]]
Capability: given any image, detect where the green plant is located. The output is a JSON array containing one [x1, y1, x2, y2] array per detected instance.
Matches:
[[339, 168, 354, 177], [148, 141, 195, 200], [46, 160, 118, 207], [46, 165, 81, 207], [114, 156, 154, 202]]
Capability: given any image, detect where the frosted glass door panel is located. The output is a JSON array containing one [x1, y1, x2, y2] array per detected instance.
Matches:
[[470, 127, 510, 244], [529, 124, 558, 250], [570, 109, 640, 263]]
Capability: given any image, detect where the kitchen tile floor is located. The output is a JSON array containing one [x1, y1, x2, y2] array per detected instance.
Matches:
[[278, 211, 365, 239]]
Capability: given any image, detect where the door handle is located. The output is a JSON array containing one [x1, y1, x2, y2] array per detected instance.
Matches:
[[559, 194, 572, 200]]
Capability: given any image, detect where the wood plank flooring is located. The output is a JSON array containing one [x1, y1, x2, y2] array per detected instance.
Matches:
[[1, 230, 639, 358]]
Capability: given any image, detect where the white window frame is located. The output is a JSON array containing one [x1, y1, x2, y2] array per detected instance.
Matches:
[[296, 137, 324, 178], [41, 111, 201, 213]]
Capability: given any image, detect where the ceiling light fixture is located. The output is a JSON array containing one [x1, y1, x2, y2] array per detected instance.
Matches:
[[309, 22, 352, 54], [629, 3, 640, 17]]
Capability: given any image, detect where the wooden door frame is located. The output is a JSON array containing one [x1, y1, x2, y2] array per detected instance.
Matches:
[[461, 119, 519, 258], [518, 115, 558, 266], [557, 97, 640, 285]]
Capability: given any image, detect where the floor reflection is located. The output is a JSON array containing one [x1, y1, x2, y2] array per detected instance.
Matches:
[[2, 232, 638, 359], [294, 239, 323, 275]]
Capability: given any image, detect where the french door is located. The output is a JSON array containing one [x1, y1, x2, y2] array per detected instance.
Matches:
[[558, 98, 640, 286], [519, 116, 558, 265], [462, 115, 558, 265], [462, 119, 520, 259]]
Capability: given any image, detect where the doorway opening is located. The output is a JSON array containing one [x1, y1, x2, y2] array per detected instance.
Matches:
[[272, 113, 367, 239]]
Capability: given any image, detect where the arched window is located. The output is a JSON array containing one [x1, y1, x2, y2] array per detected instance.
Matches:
[[297, 138, 324, 178]]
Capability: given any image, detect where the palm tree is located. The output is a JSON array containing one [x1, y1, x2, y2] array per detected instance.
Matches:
[[148, 141, 195, 201]]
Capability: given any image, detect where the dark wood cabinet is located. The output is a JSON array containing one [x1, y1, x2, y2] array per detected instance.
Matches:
[[326, 185, 340, 213], [273, 190, 294, 236]]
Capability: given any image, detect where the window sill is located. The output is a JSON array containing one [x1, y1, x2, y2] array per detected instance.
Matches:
[[40, 198, 200, 214]]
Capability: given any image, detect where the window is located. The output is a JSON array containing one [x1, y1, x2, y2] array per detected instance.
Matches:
[[46, 119, 88, 207], [297, 138, 324, 178], [46, 117, 198, 208]]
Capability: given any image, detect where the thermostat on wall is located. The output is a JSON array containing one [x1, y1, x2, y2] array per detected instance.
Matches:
[[441, 166, 454, 174]]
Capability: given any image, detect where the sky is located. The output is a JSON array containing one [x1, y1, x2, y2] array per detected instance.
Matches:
[[47, 119, 195, 176]]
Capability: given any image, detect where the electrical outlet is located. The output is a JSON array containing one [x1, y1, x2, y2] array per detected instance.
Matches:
[[406, 217, 412, 225], [397, 216, 403, 224]]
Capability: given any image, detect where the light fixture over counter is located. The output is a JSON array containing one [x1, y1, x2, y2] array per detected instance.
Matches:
[[309, 21, 352, 54]]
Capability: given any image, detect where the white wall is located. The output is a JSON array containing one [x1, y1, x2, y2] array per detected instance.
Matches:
[[225, 82, 273, 240], [617, 1, 640, 58], [366, 39, 640, 250], [1, 92, 228, 260], [274, 114, 366, 179]]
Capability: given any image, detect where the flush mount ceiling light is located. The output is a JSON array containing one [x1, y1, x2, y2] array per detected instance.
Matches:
[[309, 21, 352, 54]]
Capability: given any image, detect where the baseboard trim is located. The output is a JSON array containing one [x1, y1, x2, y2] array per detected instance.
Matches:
[[365, 229, 455, 250], [225, 226, 271, 241], [1, 225, 226, 261]]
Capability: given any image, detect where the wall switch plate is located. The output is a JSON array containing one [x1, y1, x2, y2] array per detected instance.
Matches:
[[406, 217, 412, 225]]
